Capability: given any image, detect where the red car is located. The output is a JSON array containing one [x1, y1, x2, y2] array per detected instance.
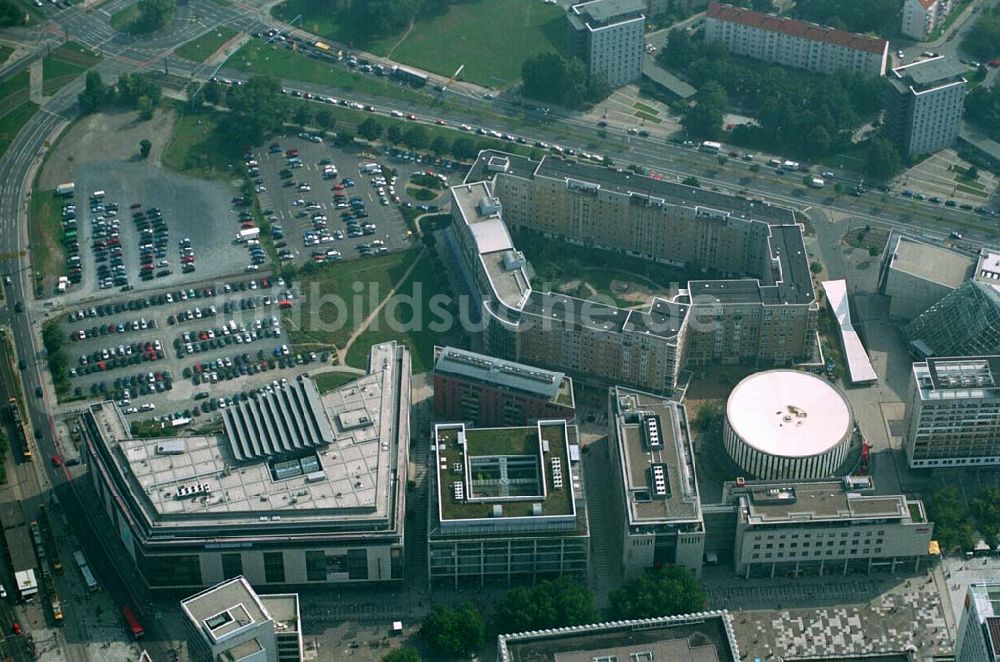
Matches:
[[286, 148, 299, 157], [407, 114, 417, 120], [11, 622, 21, 635], [51, 455, 62, 467]]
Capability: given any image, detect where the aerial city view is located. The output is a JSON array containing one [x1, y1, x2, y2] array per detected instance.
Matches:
[[2, 0, 1000, 658]]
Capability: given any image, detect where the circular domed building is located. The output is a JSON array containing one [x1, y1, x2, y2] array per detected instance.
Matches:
[[724, 370, 853, 480]]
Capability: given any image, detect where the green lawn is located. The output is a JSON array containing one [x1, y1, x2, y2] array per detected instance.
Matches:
[[0, 70, 34, 161], [0, 46, 11, 67], [175, 26, 238, 63], [287, 250, 419, 352], [226, 41, 436, 107], [42, 42, 101, 95], [273, 0, 563, 87], [28, 185, 65, 297], [161, 110, 244, 179], [633, 101, 660, 116], [343, 251, 450, 373], [313, 370, 360, 393], [110, 4, 140, 30]]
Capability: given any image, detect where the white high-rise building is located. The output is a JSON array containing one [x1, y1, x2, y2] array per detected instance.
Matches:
[[956, 582, 1000, 662], [567, 0, 646, 88], [903, 356, 1000, 468], [885, 56, 966, 157], [902, 0, 953, 41]]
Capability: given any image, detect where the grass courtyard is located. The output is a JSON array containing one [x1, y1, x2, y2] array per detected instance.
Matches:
[[272, 0, 563, 87], [161, 110, 245, 179], [42, 42, 101, 95]]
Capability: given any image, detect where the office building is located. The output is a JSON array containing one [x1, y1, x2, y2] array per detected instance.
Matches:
[[902, 0, 953, 41], [81, 343, 410, 591], [567, 0, 646, 88], [878, 234, 975, 321], [704, 2, 889, 77], [432, 346, 576, 426], [886, 56, 967, 157], [181, 576, 303, 662], [903, 356, 1000, 468], [729, 476, 933, 578], [427, 419, 589, 587], [905, 279, 1000, 358], [956, 581, 1000, 662], [453, 151, 818, 393], [724, 370, 855, 480], [497, 611, 741, 662], [608, 387, 705, 578]]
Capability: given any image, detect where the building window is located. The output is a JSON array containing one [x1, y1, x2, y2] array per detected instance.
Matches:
[[264, 552, 285, 583], [306, 551, 327, 582], [221, 553, 242, 580], [348, 549, 369, 580]]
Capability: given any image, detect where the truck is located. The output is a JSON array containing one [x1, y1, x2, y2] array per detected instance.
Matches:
[[235, 227, 260, 242], [55, 182, 75, 197], [700, 141, 722, 154], [390, 65, 428, 87], [4, 506, 39, 600], [808, 177, 825, 188], [782, 159, 800, 170]]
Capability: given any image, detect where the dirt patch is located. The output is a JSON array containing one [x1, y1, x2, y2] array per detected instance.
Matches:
[[609, 278, 656, 305], [38, 107, 177, 189]]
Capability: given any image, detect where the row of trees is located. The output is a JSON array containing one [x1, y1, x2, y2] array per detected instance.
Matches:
[[133, 0, 176, 32], [79, 71, 162, 119], [961, 6, 1000, 61], [964, 83, 1000, 142], [0, 0, 25, 27], [349, 0, 465, 38], [42, 322, 70, 396], [521, 53, 610, 109], [420, 568, 706, 658], [926, 485, 1000, 552], [788, 0, 903, 35]]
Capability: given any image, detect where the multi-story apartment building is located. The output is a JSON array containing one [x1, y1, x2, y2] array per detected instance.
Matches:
[[956, 582, 1000, 662], [81, 343, 410, 591], [608, 387, 705, 578], [452, 151, 818, 394], [902, 0, 953, 41], [885, 56, 967, 157], [729, 477, 933, 578], [704, 2, 889, 77], [878, 233, 975, 321], [432, 346, 576, 426], [427, 420, 589, 587], [903, 356, 1000, 468], [567, 0, 646, 88], [181, 576, 303, 662]]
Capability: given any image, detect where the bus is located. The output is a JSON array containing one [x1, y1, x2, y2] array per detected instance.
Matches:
[[699, 141, 722, 154], [391, 65, 428, 87], [122, 605, 144, 639]]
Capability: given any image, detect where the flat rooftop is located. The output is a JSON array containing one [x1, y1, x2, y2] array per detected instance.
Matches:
[[84, 343, 408, 534], [914, 355, 1000, 399], [433, 346, 574, 407], [181, 576, 270, 646], [612, 387, 701, 525], [892, 56, 967, 89], [737, 478, 917, 525], [434, 421, 577, 522], [570, 0, 645, 25], [889, 235, 973, 288], [498, 611, 739, 662], [823, 280, 878, 384], [976, 250, 1000, 293]]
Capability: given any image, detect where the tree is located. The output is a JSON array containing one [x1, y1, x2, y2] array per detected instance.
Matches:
[[810, 260, 823, 274], [971, 486, 1000, 548], [495, 577, 598, 634], [139, 139, 152, 159], [115, 73, 162, 108], [430, 135, 450, 156], [965, 83, 1000, 142], [202, 81, 223, 105], [403, 124, 429, 150], [135, 0, 176, 31], [315, 108, 334, 131], [386, 124, 403, 144], [382, 649, 420, 662], [682, 81, 726, 140], [0, 0, 25, 27], [926, 486, 977, 552], [451, 136, 477, 160], [790, 0, 902, 35], [224, 76, 287, 147], [334, 131, 355, 146], [357, 117, 384, 141], [693, 403, 721, 433], [137, 95, 155, 120], [659, 28, 696, 68], [610, 566, 706, 619], [865, 137, 902, 182], [78, 71, 109, 114], [294, 105, 312, 129], [421, 603, 484, 657], [521, 53, 592, 108], [961, 8, 1000, 61], [682, 176, 701, 188]]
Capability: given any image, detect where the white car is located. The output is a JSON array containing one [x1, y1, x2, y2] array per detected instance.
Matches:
[[140, 403, 156, 411]]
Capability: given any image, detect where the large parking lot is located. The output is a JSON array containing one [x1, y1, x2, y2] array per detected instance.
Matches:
[[67, 161, 253, 296], [57, 276, 334, 426], [254, 139, 412, 265]]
